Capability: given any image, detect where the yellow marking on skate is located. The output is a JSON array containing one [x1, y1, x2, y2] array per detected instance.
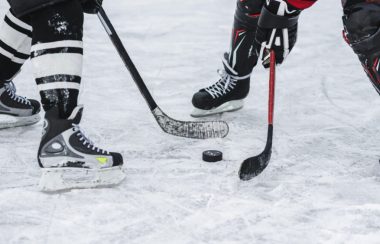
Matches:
[[96, 157, 108, 165]]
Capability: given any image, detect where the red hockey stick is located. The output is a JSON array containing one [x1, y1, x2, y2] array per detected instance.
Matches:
[[239, 50, 276, 180]]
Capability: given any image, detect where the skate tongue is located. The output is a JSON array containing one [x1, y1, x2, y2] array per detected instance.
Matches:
[[222, 53, 238, 76], [221, 53, 251, 80], [68, 105, 84, 123]]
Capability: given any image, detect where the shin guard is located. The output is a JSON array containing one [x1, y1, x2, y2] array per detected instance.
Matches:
[[228, 0, 264, 77]]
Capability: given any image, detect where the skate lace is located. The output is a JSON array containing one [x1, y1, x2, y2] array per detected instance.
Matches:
[[205, 70, 250, 99], [72, 124, 108, 154], [4, 82, 31, 105]]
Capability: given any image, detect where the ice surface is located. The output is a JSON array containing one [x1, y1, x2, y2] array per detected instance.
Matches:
[[1, 0, 380, 243]]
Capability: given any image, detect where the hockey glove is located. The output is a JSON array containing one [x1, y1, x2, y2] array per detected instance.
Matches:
[[255, 0, 300, 67], [343, 2, 380, 93], [82, 0, 103, 14]]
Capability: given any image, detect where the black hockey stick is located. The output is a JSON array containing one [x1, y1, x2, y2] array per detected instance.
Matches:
[[239, 51, 276, 180], [97, 8, 229, 139]]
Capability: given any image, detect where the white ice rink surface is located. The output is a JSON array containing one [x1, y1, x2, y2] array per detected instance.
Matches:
[[1, 0, 380, 243]]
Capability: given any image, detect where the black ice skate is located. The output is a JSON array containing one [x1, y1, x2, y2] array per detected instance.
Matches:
[[0, 81, 40, 129], [191, 53, 251, 117], [38, 105, 125, 191]]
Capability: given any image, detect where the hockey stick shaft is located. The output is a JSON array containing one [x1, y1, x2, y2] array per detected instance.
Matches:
[[268, 51, 276, 125], [97, 7, 158, 110], [264, 50, 276, 151]]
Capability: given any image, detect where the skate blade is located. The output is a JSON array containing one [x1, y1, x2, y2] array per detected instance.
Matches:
[[38, 166, 126, 192], [191, 100, 244, 118], [0, 113, 40, 129]]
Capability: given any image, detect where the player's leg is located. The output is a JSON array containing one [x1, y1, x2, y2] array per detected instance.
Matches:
[[191, 0, 264, 117], [0, 10, 41, 129], [27, 0, 124, 191], [342, 2, 380, 93]]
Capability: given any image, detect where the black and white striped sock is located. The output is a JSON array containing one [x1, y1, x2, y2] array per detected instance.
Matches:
[[0, 10, 31, 81], [31, 40, 83, 92], [29, 0, 84, 118], [31, 39, 83, 117]]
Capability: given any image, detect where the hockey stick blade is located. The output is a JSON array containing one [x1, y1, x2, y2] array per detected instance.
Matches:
[[239, 125, 272, 180], [153, 107, 229, 139], [98, 8, 229, 139]]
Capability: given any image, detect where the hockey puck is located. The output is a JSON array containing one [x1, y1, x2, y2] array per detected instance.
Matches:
[[202, 150, 223, 162]]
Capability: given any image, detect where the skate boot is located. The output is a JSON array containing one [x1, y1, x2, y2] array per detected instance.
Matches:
[[191, 53, 251, 117], [0, 81, 40, 129], [38, 105, 125, 191]]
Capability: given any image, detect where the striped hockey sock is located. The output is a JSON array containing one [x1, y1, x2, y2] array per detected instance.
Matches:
[[31, 40, 83, 112], [0, 10, 31, 81], [29, 1, 84, 117]]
